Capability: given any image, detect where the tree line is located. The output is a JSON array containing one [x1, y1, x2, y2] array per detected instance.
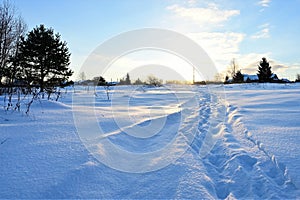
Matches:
[[78, 72, 163, 87]]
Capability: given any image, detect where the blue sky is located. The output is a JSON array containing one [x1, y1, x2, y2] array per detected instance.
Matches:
[[12, 0, 300, 81]]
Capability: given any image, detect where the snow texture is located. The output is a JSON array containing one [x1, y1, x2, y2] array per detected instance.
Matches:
[[0, 83, 299, 199]]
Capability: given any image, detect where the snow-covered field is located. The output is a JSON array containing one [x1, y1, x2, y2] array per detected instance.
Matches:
[[225, 83, 300, 190], [0, 84, 299, 199]]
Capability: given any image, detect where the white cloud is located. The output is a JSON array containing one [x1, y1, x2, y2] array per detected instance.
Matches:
[[165, 3, 243, 74], [271, 62, 300, 80], [187, 32, 245, 72], [102, 32, 254, 81], [166, 4, 240, 28], [251, 23, 270, 39], [163, 2, 297, 80], [102, 50, 196, 81], [186, 0, 197, 6], [258, 0, 271, 7], [163, 2, 289, 79], [238, 53, 272, 74], [251, 28, 269, 39]]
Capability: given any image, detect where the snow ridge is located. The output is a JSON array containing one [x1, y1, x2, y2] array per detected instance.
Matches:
[[186, 88, 298, 199]]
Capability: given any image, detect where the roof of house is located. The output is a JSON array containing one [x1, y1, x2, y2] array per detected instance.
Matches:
[[243, 74, 279, 81], [271, 74, 279, 80], [243, 74, 259, 81], [281, 78, 291, 83]]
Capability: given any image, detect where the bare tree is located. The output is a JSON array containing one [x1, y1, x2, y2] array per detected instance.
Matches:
[[77, 71, 86, 81], [214, 72, 224, 82], [0, 0, 27, 85], [227, 58, 239, 79], [146, 75, 163, 87], [7, 17, 27, 86], [0, 1, 27, 111]]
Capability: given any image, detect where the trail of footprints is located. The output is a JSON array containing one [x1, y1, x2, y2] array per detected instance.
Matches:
[[193, 92, 298, 199]]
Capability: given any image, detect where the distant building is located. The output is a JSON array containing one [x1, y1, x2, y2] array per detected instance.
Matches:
[[243, 74, 280, 83], [76, 80, 95, 86], [270, 74, 279, 81], [281, 78, 292, 83], [107, 82, 118, 86], [225, 73, 290, 84], [243, 74, 259, 82]]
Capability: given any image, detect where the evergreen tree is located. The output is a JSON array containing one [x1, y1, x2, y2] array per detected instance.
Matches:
[[296, 74, 300, 82], [98, 76, 106, 86], [119, 78, 125, 85], [93, 76, 106, 86], [232, 70, 244, 83], [257, 57, 273, 82], [224, 75, 229, 83], [125, 73, 131, 85], [119, 73, 131, 85], [133, 78, 144, 85], [17, 24, 73, 91]]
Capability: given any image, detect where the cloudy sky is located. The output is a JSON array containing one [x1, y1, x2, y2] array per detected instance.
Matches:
[[13, 0, 300, 81]]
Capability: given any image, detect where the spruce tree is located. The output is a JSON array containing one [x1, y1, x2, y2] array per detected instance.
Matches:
[[257, 57, 273, 82], [233, 70, 244, 83], [125, 73, 131, 85], [94, 76, 106, 86], [17, 24, 73, 92], [296, 74, 300, 82]]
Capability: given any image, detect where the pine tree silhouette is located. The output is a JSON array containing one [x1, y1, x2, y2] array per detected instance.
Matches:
[[97, 76, 106, 86], [233, 70, 244, 83], [17, 24, 73, 92], [125, 73, 131, 85], [257, 57, 273, 82]]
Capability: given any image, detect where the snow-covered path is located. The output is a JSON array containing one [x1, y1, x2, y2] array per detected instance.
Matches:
[[0, 85, 299, 198]]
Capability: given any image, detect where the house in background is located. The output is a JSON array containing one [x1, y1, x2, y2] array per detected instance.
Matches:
[[270, 74, 279, 82], [243, 74, 280, 83], [225, 73, 291, 84], [243, 74, 259, 82]]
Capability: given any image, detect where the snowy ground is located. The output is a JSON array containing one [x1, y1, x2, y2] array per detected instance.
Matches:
[[224, 83, 300, 190], [0, 84, 299, 199]]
